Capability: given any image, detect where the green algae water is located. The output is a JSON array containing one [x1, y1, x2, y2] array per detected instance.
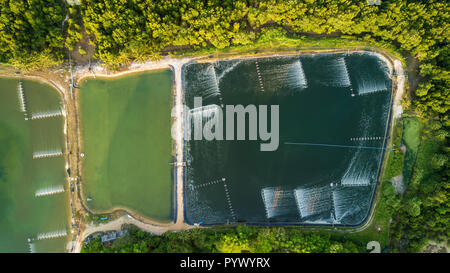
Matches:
[[80, 70, 174, 221], [0, 78, 70, 252], [184, 52, 393, 225]]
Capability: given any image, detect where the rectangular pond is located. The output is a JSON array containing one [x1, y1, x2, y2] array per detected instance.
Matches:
[[80, 70, 174, 222], [183, 52, 393, 225], [0, 78, 70, 252]]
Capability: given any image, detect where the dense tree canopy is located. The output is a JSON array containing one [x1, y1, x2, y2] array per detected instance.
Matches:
[[1, 0, 446, 116], [388, 120, 449, 252], [0, 0, 66, 68]]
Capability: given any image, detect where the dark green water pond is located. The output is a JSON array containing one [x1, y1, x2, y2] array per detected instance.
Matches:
[[183, 52, 392, 225]]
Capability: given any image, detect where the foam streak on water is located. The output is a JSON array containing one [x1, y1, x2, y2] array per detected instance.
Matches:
[[258, 59, 308, 93], [17, 81, 27, 113], [340, 147, 372, 186], [285, 60, 308, 89], [36, 230, 67, 240], [31, 109, 63, 120], [330, 57, 351, 87], [35, 185, 65, 197], [32, 149, 63, 159], [332, 187, 362, 222], [261, 187, 296, 218], [294, 185, 331, 218], [216, 60, 242, 83], [28, 242, 36, 253], [356, 81, 387, 95], [198, 65, 221, 100], [189, 104, 221, 133], [341, 115, 375, 187]]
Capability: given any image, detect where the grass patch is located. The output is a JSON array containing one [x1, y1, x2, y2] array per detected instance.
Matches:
[[384, 119, 405, 181], [82, 225, 365, 253], [402, 118, 423, 184], [408, 127, 440, 191]]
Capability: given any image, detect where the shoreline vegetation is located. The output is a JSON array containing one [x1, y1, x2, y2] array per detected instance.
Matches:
[[82, 225, 365, 253], [0, 0, 447, 253]]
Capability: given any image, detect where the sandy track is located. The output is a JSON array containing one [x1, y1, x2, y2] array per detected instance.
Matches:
[[393, 60, 405, 119]]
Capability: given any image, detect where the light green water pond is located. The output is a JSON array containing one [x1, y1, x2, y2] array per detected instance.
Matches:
[[0, 78, 70, 253], [80, 70, 174, 221]]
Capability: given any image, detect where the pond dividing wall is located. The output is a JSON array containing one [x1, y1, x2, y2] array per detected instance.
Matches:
[[183, 52, 393, 225], [0, 78, 70, 252]]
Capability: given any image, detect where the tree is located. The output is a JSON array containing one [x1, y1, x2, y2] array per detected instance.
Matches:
[[430, 153, 448, 169]]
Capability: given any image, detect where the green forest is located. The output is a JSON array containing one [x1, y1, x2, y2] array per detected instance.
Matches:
[[0, 0, 448, 253], [0, 0, 447, 117]]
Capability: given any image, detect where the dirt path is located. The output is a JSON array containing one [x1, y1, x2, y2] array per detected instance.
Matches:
[[393, 60, 405, 119], [171, 59, 187, 226]]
